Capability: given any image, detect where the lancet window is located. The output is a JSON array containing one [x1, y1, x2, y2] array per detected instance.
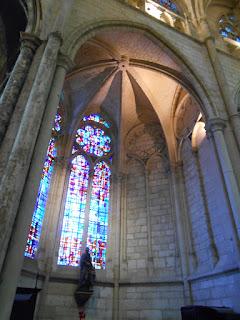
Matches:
[[25, 110, 63, 259], [57, 114, 112, 270]]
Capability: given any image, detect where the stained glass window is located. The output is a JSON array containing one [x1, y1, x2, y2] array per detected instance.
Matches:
[[158, 0, 178, 13], [25, 109, 63, 259], [219, 15, 240, 43], [76, 126, 111, 157], [83, 114, 111, 128], [87, 161, 111, 269], [58, 155, 89, 266], [25, 138, 57, 258], [58, 114, 112, 270], [53, 113, 62, 133]]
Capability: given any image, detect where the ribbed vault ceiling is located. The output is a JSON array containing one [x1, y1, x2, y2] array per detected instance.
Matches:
[[64, 30, 200, 162]]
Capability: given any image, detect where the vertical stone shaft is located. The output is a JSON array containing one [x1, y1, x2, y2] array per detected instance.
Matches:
[[36, 156, 69, 319], [207, 118, 240, 244], [0, 33, 41, 144], [0, 44, 45, 183], [178, 162, 198, 272], [0, 52, 70, 320], [120, 173, 127, 262], [81, 172, 94, 250], [201, 18, 240, 160], [171, 163, 192, 304], [113, 174, 122, 320], [193, 150, 219, 266], [0, 32, 62, 273], [144, 167, 153, 270]]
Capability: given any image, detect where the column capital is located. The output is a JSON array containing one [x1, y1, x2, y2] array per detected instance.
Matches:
[[47, 31, 63, 47], [20, 32, 42, 52], [229, 113, 240, 121], [206, 118, 226, 133], [57, 53, 75, 72]]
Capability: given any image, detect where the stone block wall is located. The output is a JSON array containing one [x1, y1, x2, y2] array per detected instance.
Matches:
[[37, 282, 113, 320], [119, 284, 184, 320], [182, 139, 209, 268], [218, 51, 240, 99], [198, 138, 236, 265], [182, 135, 240, 313], [37, 282, 79, 320], [123, 126, 180, 280], [191, 271, 240, 313], [148, 155, 179, 276], [85, 286, 113, 319]]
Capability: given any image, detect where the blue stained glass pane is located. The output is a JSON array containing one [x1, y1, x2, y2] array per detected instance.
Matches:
[[83, 114, 111, 128], [219, 15, 240, 42], [159, 0, 178, 13], [87, 161, 111, 270], [54, 113, 62, 132], [225, 25, 233, 33], [25, 138, 56, 259], [52, 109, 63, 135], [220, 30, 228, 37], [76, 125, 111, 157], [57, 155, 89, 266]]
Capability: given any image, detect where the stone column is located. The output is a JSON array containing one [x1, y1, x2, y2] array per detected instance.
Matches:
[[206, 118, 240, 241], [144, 167, 153, 274], [0, 49, 72, 320], [199, 18, 240, 159], [0, 32, 41, 144], [112, 173, 122, 320], [0, 32, 62, 273], [170, 163, 192, 304], [178, 161, 198, 273], [120, 173, 127, 262], [36, 155, 69, 319]]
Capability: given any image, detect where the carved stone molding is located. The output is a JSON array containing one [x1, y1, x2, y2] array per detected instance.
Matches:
[[57, 52, 75, 72], [20, 32, 42, 52], [206, 118, 226, 133]]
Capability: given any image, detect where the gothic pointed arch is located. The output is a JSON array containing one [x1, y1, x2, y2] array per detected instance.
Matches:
[[57, 113, 113, 269]]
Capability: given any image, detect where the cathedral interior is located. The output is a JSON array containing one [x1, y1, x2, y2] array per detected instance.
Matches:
[[0, 0, 240, 319]]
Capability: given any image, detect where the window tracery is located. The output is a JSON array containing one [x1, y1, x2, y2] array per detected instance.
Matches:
[[218, 14, 240, 43], [57, 114, 112, 269], [57, 155, 89, 266], [158, 0, 178, 13]]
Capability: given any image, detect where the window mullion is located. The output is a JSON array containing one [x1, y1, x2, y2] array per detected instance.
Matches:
[[81, 169, 94, 250]]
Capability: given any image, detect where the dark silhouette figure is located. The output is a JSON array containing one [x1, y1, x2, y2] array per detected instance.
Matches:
[[79, 248, 95, 289]]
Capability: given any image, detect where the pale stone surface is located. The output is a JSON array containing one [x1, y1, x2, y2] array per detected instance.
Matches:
[[1, 1, 240, 320], [119, 285, 184, 320]]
